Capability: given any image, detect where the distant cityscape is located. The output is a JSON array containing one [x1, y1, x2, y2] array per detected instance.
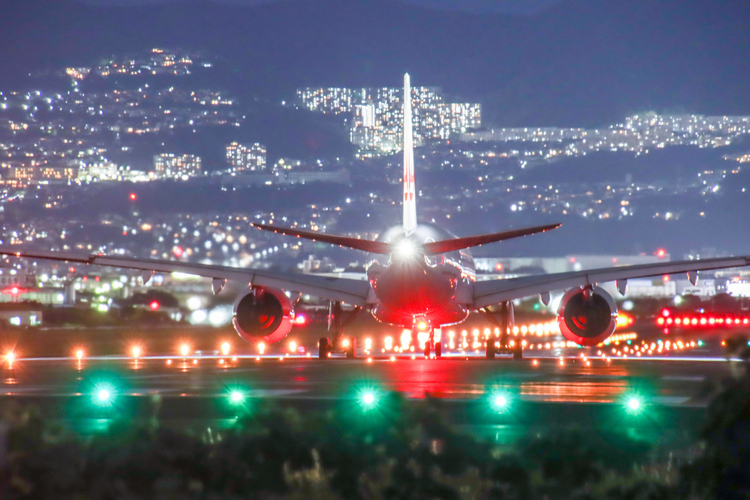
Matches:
[[297, 86, 481, 155]]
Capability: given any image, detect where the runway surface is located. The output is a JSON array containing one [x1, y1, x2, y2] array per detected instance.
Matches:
[[0, 324, 742, 443], [0, 354, 734, 406]]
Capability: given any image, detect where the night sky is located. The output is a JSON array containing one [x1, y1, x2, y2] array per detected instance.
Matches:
[[76, 0, 566, 14]]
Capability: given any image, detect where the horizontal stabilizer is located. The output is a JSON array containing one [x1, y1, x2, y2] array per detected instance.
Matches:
[[423, 223, 561, 254], [250, 223, 391, 254]]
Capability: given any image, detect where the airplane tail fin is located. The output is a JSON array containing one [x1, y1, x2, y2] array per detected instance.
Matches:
[[402, 73, 417, 234]]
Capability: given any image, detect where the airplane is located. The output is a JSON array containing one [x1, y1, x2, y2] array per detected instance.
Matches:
[[2, 73, 749, 359]]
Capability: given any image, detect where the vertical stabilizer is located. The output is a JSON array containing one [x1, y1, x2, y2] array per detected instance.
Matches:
[[402, 73, 417, 234]]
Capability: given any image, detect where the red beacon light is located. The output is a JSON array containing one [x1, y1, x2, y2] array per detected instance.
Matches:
[[656, 248, 667, 258], [149, 301, 160, 311], [129, 193, 137, 201]]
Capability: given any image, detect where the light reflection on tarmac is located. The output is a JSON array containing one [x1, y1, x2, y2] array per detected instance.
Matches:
[[0, 353, 735, 406]]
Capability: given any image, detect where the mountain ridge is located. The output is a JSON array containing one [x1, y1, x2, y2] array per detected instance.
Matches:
[[2, 0, 749, 126]]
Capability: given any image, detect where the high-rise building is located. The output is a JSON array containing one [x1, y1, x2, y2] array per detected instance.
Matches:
[[300, 85, 481, 154], [154, 154, 201, 179], [226, 142, 266, 171]]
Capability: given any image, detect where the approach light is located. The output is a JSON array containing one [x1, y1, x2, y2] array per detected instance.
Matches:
[[221, 342, 231, 355], [76, 349, 84, 360], [5, 351, 15, 363], [131, 346, 141, 358], [180, 344, 190, 357], [395, 239, 417, 258]]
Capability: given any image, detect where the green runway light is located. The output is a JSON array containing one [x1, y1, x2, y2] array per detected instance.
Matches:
[[361, 391, 377, 408], [92, 383, 116, 407], [229, 390, 245, 404], [490, 393, 510, 412], [624, 395, 644, 415]]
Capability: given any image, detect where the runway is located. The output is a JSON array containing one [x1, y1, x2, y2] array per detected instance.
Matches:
[[1, 352, 734, 429], [0, 325, 741, 443]]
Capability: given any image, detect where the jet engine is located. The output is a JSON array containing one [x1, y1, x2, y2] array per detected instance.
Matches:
[[232, 286, 294, 344], [556, 286, 618, 346]]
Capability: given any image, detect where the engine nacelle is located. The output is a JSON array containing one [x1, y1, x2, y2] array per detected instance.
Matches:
[[232, 286, 294, 344], [557, 286, 618, 346]]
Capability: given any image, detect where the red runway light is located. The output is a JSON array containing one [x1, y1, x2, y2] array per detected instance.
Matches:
[[129, 193, 137, 200], [661, 309, 671, 317], [657, 318, 665, 325], [656, 248, 666, 258]]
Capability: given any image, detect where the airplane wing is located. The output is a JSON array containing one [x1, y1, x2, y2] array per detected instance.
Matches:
[[472, 255, 750, 308], [0, 247, 372, 306]]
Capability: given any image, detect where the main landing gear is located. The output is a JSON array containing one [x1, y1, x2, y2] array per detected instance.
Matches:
[[422, 327, 442, 359], [318, 301, 363, 359], [482, 301, 522, 360]]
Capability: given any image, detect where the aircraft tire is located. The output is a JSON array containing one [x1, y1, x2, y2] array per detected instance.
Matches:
[[318, 337, 330, 359], [435, 342, 442, 358]]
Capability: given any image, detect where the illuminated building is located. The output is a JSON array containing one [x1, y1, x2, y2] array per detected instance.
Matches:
[[226, 142, 266, 171], [0, 163, 78, 188], [78, 161, 119, 182], [153, 154, 202, 179], [298, 85, 481, 154]]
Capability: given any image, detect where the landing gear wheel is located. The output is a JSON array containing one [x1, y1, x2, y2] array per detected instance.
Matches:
[[513, 344, 523, 360], [486, 339, 496, 359], [345, 337, 357, 358], [435, 342, 442, 358], [424, 341, 432, 358], [318, 337, 330, 359]]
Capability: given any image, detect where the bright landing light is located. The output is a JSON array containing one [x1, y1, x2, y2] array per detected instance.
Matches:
[[493, 395, 508, 409]]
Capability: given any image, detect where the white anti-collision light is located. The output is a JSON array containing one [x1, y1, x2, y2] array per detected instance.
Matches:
[[395, 239, 417, 258]]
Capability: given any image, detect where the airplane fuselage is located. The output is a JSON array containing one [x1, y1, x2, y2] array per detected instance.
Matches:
[[366, 223, 474, 329]]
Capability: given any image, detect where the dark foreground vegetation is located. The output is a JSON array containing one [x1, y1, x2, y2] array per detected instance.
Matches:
[[1, 352, 749, 499]]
